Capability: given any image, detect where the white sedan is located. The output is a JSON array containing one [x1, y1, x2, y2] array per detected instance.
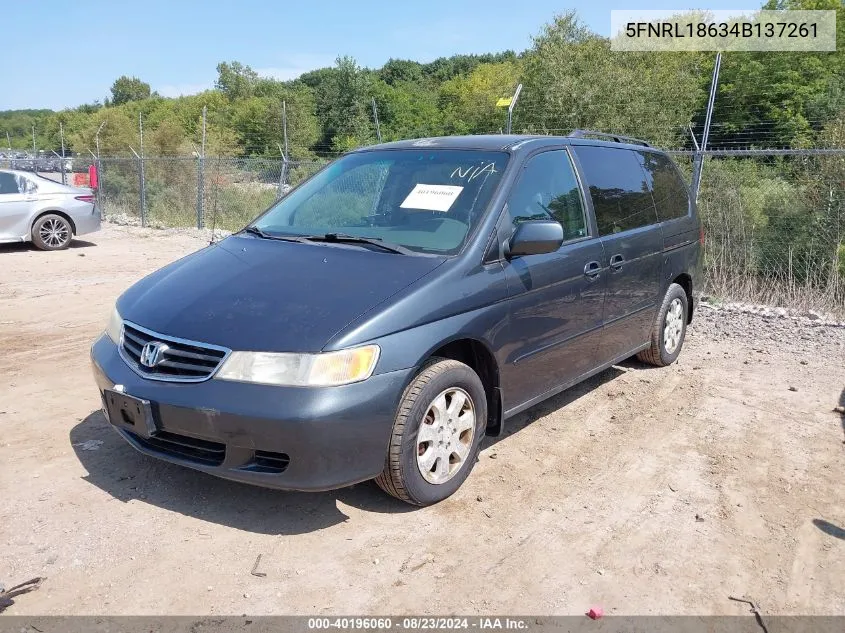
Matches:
[[0, 169, 101, 250]]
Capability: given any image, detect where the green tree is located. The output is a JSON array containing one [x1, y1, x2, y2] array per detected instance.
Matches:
[[110, 76, 152, 106], [379, 59, 424, 86], [317, 56, 375, 152], [371, 79, 443, 140], [438, 61, 521, 135], [711, 0, 845, 148], [519, 11, 707, 147], [215, 61, 259, 100], [230, 88, 319, 158]]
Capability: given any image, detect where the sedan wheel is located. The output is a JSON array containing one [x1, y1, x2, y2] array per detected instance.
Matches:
[[32, 214, 72, 251], [416, 387, 476, 485]]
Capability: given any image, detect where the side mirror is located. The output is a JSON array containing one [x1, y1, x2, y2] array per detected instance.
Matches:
[[505, 220, 564, 258]]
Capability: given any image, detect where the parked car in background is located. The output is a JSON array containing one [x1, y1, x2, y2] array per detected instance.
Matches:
[[0, 169, 101, 250], [91, 132, 700, 505]]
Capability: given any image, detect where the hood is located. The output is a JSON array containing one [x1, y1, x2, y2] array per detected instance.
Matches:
[[117, 234, 445, 352]]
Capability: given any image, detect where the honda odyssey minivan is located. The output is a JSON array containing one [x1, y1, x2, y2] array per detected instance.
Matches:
[[90, 132, 701, 506]]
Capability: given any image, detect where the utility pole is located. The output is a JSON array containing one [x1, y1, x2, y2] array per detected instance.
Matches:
[[31, 124, 36, 154]]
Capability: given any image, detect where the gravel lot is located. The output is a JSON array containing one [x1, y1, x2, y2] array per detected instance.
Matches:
[[1, 224, 844, 616]]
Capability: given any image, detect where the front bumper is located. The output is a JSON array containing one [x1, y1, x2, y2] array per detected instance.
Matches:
[[90, 334, 412, 491]]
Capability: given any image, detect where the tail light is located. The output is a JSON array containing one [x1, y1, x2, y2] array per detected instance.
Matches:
[[75, 194, 95, 203]]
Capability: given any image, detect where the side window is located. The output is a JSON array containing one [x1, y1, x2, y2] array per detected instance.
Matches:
[[506, 150, 587, 241], [573, 146, 658, 236], [0, 172, 20, 194], [636, 152, 690, 221]]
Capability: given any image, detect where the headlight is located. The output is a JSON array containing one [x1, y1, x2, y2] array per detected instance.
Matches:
[[105, 306, 123, 343], [215, 345, 380, 387]]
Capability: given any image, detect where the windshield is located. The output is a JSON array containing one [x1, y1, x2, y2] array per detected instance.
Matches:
[[251, 149, 508, 255]]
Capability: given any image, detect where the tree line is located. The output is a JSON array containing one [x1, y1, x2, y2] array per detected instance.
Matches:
[[1, 1, 843, 159]]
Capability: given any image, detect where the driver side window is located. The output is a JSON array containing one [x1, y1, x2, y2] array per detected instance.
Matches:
[[506, 150, 587, 242]]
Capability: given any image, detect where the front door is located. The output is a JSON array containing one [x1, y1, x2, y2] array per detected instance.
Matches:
[[498, 149, 606, 413], [571, 146, 663, 363]]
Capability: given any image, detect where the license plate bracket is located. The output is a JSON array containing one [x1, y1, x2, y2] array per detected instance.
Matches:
[[103, 389, 157, 439]]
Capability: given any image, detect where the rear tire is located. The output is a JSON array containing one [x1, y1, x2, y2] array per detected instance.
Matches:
[[375, 358, 487, 506], [32, 214, 72, 250], [638, 283, 688, 367]]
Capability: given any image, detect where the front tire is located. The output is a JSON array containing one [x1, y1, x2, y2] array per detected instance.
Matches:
[[375, 358, 487, 506], [32, 214, 73, 250], [638, 282, 688, 367]]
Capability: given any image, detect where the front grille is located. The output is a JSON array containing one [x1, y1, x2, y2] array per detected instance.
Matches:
[[120, 321, 229, 382], [130, 430, 226, 466]]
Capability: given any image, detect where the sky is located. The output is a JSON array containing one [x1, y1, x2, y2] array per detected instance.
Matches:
[[2, 0, 751, 111]]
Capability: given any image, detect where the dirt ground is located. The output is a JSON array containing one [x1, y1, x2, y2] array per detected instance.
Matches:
[[1, 224, 844, 616]]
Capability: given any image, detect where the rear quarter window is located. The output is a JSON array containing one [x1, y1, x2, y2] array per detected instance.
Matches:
[[572, 146, 658, 236], [0, 172, 20, 194], [636, 152, 690, 222]]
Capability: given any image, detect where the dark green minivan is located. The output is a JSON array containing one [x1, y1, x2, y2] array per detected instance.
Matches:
[[91, 132, 701, 505]]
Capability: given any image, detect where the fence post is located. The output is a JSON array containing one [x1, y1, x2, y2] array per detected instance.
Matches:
[[506, 83, 522, 135], [139, 113, 147, 227], [140, 156, 146, 226], [94, 122, 105, 212], [197, 106, 207, 229], [129, 145, 145, 227], [277, 101, 290, 197], [691, 52, 721, 203], [371, 97, 382, 142], [59, 122, 67, 185]]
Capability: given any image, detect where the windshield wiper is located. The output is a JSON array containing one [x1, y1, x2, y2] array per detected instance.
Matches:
[[304, 233, 413, 255], [242, 226, 308, 243]]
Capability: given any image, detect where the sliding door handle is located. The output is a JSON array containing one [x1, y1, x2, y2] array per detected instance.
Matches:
[[609, 254, 625, 271], [584, 260, 601, 280]]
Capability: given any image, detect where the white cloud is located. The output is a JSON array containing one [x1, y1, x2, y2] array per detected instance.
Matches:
[[153, 54, 334, 99], [157, 82, 213, 98], [254, 54, 336, 81]]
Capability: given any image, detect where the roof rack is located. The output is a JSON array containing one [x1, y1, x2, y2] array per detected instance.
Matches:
[[568, 130, 651, 147]]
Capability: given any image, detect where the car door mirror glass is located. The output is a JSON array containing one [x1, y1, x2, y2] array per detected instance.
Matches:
[[507, 220, 564, 258]]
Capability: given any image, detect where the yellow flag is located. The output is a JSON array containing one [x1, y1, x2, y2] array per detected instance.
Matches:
[[495, 97, 512, 107]]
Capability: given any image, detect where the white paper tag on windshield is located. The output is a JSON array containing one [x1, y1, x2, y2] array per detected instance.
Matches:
[[400, 184, 464, 212]]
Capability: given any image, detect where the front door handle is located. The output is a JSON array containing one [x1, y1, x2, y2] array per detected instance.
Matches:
[[610, 254, 625, 271], [584, 260, 601, 280]]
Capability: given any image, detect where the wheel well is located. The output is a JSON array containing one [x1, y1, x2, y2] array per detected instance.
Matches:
[[429, 339, 502, 436], [32, 210, 76, 236], [672, 273, 693, 322]]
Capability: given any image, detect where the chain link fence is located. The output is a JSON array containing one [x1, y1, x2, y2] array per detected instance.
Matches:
[[692, 152, 844, 315], [85, 147, 845, 316], [95, 157, 325, 231]]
